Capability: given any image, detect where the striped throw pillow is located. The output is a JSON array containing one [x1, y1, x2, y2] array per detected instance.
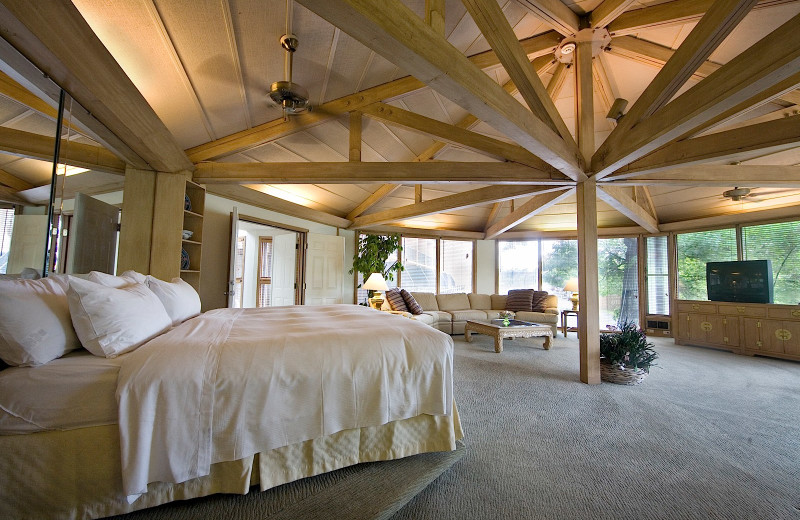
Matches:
[[400, 289, 424, 315], [385, 288, 409, 312], [505, 289, 534, 311], [531, 291, 549, 312]]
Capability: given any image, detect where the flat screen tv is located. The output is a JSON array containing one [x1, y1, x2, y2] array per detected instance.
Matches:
[[706, 260, 774, 304]]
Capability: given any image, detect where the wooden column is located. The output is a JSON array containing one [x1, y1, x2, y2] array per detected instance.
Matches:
[[576, 37, 600, 384], [577, 179, 600, 384], [149, 172, 187, 281], [349, 111, 362, 161], [117, 167, 155, 274]]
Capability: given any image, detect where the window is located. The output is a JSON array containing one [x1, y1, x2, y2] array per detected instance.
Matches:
[[440, 240, 473, 294], [0, 208, 14, 274], [355, 234, 398, 304], [256, 237, 272, 307], [742, 220, 800, 305], [598, 238, 639, 328], [677, 228, 737, 300], [401, 237, 437, 292], [497, 240, 538, 294], [232, 236, 245, 308], [646, 236, 669, 315], [541, 239, 577, 310]]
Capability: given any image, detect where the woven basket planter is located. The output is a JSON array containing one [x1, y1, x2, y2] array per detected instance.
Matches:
[[600, 361, 648, 385]]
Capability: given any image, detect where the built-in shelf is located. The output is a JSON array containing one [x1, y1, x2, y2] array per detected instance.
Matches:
[[181, 181, 205, 291]]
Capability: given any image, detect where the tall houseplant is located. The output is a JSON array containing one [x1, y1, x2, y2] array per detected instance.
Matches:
[[599, 322, 658, 385], [350, 234, 403, 302]]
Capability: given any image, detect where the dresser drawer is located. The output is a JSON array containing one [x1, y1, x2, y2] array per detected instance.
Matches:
[[676, 302, 716, 313], [767, 306, 800, 320], [717, 304, 765, 317]]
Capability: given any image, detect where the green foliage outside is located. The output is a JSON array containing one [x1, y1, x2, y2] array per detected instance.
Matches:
[[677, 228, 736, 300], [349, 234, 403, 287], [542, 240, 577, 289]]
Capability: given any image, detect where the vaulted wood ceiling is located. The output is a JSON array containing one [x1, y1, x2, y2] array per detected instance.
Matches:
[[0, 0, 799, 236]]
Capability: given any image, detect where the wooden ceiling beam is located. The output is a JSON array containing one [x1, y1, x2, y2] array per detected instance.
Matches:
[[363, 224, 485, 240], [0, 126, 126, 175], [296, 0, 584, 181], [0, 0, 191, 172], [463, 0, 575, 144], [425, 0, 446, 36], [597, 0, 757, 170], [611, 114, 800, 176], [514, 0, 580, 36], [0, 168, 34, 191], [484, 188, 574, 239], [597, 185, 660, 233], [592, 12, 800, 178], [194, 161, 571, 185], [483, 201, 504, 231], [186, 30, 563, 163], [0, 183, 26, 204], [605, 165, 800, 187], [351, 185, 565, 229], [546, 62, 569, 100], [347, 184, 401, 220], [590, 0, 637, 29], [0, 70, 84, 134], [362, 102, 559, 172], [607, 0, 798, 35]]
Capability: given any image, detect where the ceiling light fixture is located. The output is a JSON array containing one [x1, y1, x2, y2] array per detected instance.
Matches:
[[560, 42, 576, 54], [268, 0, 311, 119]]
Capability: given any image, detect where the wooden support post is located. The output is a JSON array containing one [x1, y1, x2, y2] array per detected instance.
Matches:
[[117, 167, 156, 274], [577, 179, 600, 385], [425, 0, 445, 36], [349, 111, 362, 162], [575, 40, 594, 165], [415, 184, 423, 203]]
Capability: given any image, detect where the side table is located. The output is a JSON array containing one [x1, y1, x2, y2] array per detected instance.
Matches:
[[561, 309, 578, 337]]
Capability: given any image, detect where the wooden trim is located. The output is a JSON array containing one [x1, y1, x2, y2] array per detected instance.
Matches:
[[592, 11, 800, 178], [194, 161, 571, 185], [0, 1, 192, 172], [364, 225, 485, 240], [598, 0, 757, 173], [237, 214, 309, 234], [659, 204, 800, 233], [296, 0, 585, 181], [350, 185, 566, 229]]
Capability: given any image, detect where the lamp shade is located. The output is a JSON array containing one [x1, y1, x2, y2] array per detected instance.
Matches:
[[363, 272, 389, 291], [563, 278, 579, 292]]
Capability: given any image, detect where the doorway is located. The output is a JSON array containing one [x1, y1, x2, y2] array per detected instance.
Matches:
[[229, 214, 305, 308]]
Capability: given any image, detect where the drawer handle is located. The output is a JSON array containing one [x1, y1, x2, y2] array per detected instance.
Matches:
[[775, 329, 792, 341], [792, 310, 800, 318], [692, 304, 700, 311], [736, 306, 745, 313], [701, 321, 713, 332]]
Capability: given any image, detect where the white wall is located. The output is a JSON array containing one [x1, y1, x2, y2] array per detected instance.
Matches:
[[200, 194, 356, 310], [237, 220, 296, 308], [475, 239, 496, 295]]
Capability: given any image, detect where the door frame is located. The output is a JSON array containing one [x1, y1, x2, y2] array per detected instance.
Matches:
[[231, 213, 308, 305]]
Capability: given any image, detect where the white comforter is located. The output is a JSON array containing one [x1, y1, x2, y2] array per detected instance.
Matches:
[[117, 305, 454, 497]]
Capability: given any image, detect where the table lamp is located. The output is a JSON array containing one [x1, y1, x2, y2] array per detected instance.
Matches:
[[563, 278, 579, 311], [363, 272, 389, 309]]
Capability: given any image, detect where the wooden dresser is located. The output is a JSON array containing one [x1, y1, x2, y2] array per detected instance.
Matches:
[[674, 300, 800, 362]]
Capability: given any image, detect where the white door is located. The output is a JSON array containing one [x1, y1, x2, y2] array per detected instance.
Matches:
[[7, 214, 47, 275], [305, 234, 344, 305], [271, 233, 297, 306], [227, 208, 239, 308], [67, 193, 120, 274]]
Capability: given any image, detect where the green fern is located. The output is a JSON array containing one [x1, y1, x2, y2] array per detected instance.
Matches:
[[599, 322, 658, 373]]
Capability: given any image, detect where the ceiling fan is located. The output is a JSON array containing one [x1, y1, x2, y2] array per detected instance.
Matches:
[[268, 0, 311, 119], [720, 187, 788, 203]]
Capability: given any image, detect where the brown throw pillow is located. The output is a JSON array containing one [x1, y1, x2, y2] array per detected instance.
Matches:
[[385, 288, 409, 312], [531, 291, 549, 312], [505, 289, 534, 311], [400, 289, 424, 315]]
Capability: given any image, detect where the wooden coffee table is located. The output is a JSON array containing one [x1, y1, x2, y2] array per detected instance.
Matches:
[[465, 319, 553, 353]]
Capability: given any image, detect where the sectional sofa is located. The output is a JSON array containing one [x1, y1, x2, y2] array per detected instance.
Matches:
[[385, 292, 559, 336]]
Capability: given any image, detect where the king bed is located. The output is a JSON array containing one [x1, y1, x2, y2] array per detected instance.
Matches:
[[0, 273, 461, 520]]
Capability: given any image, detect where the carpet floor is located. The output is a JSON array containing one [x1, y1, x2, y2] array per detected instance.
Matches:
[[391, 334, 800, 520]]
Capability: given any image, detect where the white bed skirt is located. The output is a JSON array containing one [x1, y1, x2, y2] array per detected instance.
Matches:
[[0, 407, 462, 520]]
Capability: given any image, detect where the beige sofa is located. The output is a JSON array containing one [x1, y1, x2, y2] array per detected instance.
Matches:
[[388, 292, 559, 336]]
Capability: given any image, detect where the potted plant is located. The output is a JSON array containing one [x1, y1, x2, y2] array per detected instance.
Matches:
[[599, 322, 658, 385], [350, 234, 403, 305]]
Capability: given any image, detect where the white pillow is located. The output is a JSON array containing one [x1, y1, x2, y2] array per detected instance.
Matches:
[[121, 270, 148, 284], [145, 276, 201, 326], [88, 271, 134, 288], [67, 277, 172, 358], [0, 277, 81, 366]]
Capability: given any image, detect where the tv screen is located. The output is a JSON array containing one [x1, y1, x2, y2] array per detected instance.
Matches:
[[706, 260, 774, 304]]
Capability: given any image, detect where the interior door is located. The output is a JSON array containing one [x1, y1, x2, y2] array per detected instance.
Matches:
[[227, 207, 239, 308], [66, 193, 120, 274], [305, 234, 344, 305], [271, 233, 297, 306], [6, 214, 47, 274]]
